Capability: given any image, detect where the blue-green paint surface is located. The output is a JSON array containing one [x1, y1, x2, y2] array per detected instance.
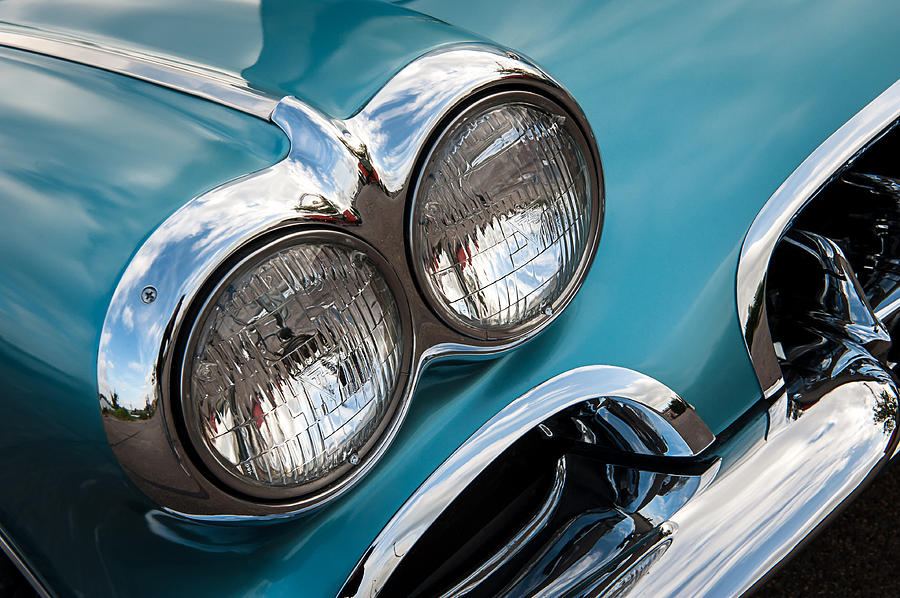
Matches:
[[0, 0, 899, 596], [0, 0, 477, 117]]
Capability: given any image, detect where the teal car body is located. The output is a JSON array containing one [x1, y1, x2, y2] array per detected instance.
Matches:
[[1, 1, 899, 596]]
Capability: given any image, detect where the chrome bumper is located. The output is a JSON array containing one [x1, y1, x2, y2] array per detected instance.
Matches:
[[338, 365, 897, 598], [634, 381, 896, 596]]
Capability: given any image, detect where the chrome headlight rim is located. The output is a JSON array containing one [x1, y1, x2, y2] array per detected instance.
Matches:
[[172, 228, 413, 504], [96, 45, 605, 519], [407, 88, 603, 342]]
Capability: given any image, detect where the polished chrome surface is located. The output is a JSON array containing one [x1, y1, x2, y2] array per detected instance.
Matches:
[[180, 231, 407, 499], [623, 206, 900, 596], [737, 77, 900, 393], [598, 522, 676, 598], [438, 457, 569, 598], [343, 363, 898, 596], [628, 376, 897, 597], [410, 92, 597, 339], [345, 197, 900, 596], [780, 230, 891, 352], [0, 22, 278, 118], [337, 365, 715, 597], [836, 171, 900, 323], [764, 227, 896, 438], [483, 473, 692, 598], [875, 289, 900, 321], [98, 44, 604, 518]]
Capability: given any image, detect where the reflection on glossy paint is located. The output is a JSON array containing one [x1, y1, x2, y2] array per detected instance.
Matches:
[[0, 0, 476, 117], [0, 47, 289, 598], [403, 0, 900, 433]]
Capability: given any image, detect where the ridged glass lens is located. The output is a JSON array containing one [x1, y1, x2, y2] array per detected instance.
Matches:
[[412, 99, 592, 335], [185, 240, 403, 492]]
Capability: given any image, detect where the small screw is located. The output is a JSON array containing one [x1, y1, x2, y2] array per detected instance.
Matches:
[[544, 306, 553, 316], [348, 453, 360, 465], [141, 286, 158, 304]]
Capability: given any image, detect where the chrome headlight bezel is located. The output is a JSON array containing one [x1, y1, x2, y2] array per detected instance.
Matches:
[[97, 44, 604, 519]]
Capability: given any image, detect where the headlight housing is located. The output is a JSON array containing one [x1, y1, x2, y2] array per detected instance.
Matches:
[[180, 232, 407, 499], [97, 46, 603, 518], [410, 91, 596, 339]]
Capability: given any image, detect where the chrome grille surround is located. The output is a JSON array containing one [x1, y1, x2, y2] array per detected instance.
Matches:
[[737, 77, 900, 398]]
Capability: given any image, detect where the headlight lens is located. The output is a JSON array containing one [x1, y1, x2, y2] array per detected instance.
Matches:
[[183, 236, 403, 497], [411, 95, 593, 338]]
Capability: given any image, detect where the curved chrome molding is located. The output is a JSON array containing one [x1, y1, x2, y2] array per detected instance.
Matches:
[[98, 44, 604, 518], [0, 22, 279, 118], [338, 365, 715, 597], [737, 77, 900, 393]]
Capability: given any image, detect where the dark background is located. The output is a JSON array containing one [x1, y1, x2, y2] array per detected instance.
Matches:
[[755, 461, 900, 597]]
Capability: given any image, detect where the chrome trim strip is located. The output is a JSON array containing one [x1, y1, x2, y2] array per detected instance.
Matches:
[[762, 376, 785, 401], [600, 522, 677, 597], [0, 525, 52, 598], [874, 287, 900, 322], [98, 44, 605, 518], [736, 78, 900, 391], [338, 365, 715, 597], [0, 22, 279, 119]]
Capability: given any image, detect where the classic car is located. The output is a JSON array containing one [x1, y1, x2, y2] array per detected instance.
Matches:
[[2, 1, 900, 596]]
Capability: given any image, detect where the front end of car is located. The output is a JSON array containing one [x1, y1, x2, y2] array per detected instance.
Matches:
[[1, 2, 900, 597]]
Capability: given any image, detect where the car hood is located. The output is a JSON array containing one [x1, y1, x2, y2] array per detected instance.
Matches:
[[0, 0, 478, 117]]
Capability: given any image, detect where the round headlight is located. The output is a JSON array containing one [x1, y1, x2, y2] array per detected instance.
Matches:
[[411, 92, 596, 339], [181, 233, 405, 499]]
